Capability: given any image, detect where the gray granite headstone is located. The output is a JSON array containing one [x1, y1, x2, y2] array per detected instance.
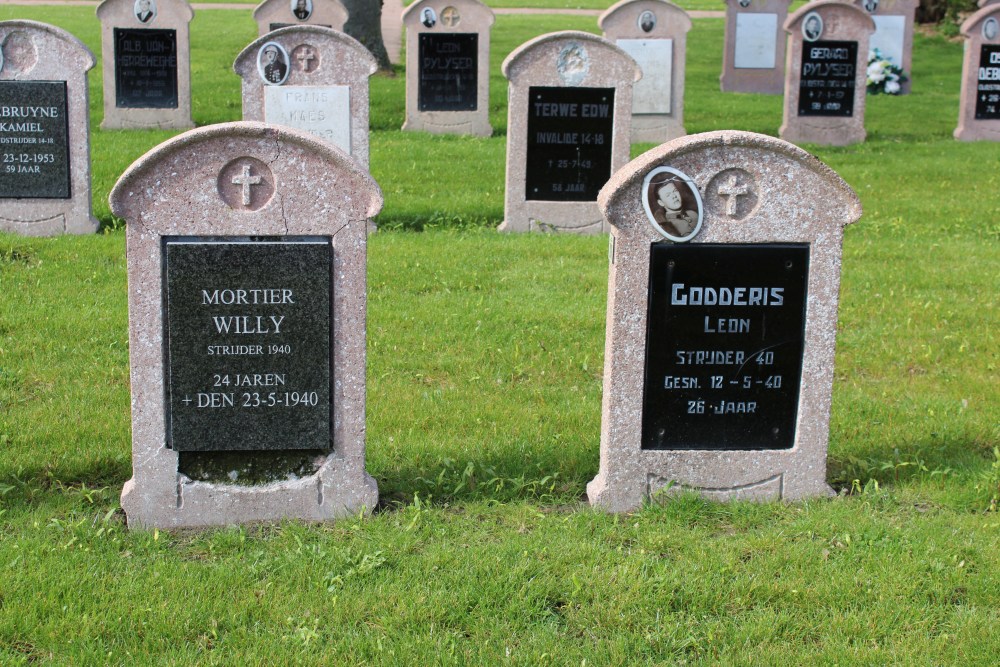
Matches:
[[588, 131, 860, 511], [0, 20, 98, 236], [111, 122, 381, 529], [720, 0, 791, 95]]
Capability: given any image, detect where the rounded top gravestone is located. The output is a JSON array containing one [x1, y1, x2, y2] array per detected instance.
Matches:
[[233, 26, 377, 166], [96, 0, 196, 130], [253, 0, 347, 37], [111, 122, 381, 529], [0, 20, 98, 236], [502, 30, 641, 85], [780, 0, 875, 146], [955, 4, 1000, 140], [588, 130, 861, 512]]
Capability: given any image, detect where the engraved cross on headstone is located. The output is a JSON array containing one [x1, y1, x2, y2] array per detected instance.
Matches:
[[441, 7, 460, 27], [296, 47, 316, 72], [717, 174, 749, 217], [232, 164, 262, 206]]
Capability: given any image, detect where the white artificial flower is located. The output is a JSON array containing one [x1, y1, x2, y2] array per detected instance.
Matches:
[[884, 80, 900, 94], [867, 62, 886, 83]]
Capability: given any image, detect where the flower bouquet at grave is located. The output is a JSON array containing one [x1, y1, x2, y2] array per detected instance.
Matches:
[[866, 49, 908, 95]]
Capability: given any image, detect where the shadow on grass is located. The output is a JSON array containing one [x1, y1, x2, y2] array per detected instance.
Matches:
[[0, 458, 130, 510]]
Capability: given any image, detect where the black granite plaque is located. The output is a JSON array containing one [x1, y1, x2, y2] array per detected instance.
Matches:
[[641, 243, 809, 450], [163, 238, 332, 452], [0, 81, 70, 199], [975, 44, 1000, 120], [418, 33, 478, 111], [525, 86, 615, 201], [797, 41, 857, 117], [113, 28, 179, 109]]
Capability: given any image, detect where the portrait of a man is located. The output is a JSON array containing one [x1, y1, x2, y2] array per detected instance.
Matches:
[[863, 0, 879, 13], [802, 12, 823, 42], [257, 42, 290, 86], [985, 17, 999, 41], [638, 10, 656, 33], [421, 7, 437, 28], [738, 0, 751, 8], [134, 0, 156, 24], [642, 167, 703, 242], [291, 0, 312, 21]]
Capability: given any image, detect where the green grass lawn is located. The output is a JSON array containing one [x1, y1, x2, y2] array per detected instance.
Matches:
[[1, 6, 998, 664]]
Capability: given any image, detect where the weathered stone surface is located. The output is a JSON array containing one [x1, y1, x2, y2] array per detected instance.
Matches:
[[955, 5, 1000, 141], [96, 0, 195, 129], [111, 122, 381, 529], [253, 0, 347, 37], [720, 0, 791, 95], [849, 0, 917, 95], [588, 130, 861, 511], [234, 26, 376, 167], [599, 0, 691, 142], [401, 0, 495, 137], [500, 31, 639, 234], [0, 20, 98, 236], [780, 0, 875, 146]]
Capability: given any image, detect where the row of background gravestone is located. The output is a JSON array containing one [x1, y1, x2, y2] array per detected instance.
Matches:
[[3, 3, 1000, 238]]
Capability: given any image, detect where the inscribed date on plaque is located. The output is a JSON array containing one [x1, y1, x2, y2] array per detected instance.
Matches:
[[641, 244, 809, 450], [418, 33, 478, 111], [525, 86, 614, 202], [163, 238, 332, 452], [975, 45, 1000, 120], [114, 28, 179, 109], [797, 40, 857, 117], [0, 81, 70, 199]]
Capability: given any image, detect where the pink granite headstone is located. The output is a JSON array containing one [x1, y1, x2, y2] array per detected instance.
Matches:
[[0, 20, 99, 236], [955, 5, 1000, 141], [253, 0, 347, 37], [599, 0, 691, 142], [401, 0, 495, 137], [111, 122, 381, 529], [849, 0, 917, 95], [96, 0, 195, 129], [588, 131, 861, 511], [720, 0, 791, 95], [780, 1, 875, 146], [234, 26, 376, 167], [500, 31, 639, 234]]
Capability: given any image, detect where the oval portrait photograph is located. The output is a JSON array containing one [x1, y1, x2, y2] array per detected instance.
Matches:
[[134, 0, 157, 24], [421, 7, 437, 28], [291, 0, 313, 21], [984, 17, 999, 41], [642, 167, 703, 242], [257, 41, 290, 86], [638, 10, 656, 33], [802, 12, 823, 42]]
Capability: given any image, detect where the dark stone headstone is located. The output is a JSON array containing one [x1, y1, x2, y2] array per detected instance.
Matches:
[[163, 237, 333, 452], [0, 81, 70, 199], [640, 243, 809, 450], [797, 40, 858, 117], [113, 28, 179, 109], [418, 33, 478, 111], [525, 86, 615, 201], [975, 44, 1000, 120]]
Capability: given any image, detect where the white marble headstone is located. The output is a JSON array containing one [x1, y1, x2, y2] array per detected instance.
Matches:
[[870, 14, 905, 67]]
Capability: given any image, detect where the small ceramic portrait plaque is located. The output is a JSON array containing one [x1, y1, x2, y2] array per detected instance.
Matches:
[[258, 41, 290, 85], [135, 0, 156, 23], [421, 7, 437, 28], [985, 17, 999, 40], [803, 11, 823, 41], [638, 10, 656, 33], [642, 166, 703, 242], [291, 0, 313, 21]]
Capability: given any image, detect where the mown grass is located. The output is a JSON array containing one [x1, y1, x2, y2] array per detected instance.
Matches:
[[0, 6, 998, 665]]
